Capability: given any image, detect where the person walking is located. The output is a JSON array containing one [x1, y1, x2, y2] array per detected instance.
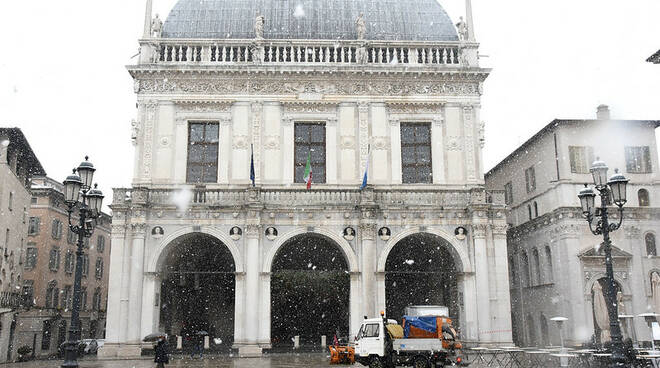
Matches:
[[154, 336, 169, 368]]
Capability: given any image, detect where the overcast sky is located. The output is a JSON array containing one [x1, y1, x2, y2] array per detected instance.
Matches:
[[0, 0, 659, 205]]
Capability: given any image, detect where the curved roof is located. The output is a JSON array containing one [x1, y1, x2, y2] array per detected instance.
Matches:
[[162, 0, 459, 41]]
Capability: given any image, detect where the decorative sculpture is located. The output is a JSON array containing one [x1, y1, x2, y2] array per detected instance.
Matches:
[[356, 43, 368, 64], [456, 16, 469, 41], [356, 13, 366, 40], [255, 15, 265, 39], [151, 14, 163, 38]]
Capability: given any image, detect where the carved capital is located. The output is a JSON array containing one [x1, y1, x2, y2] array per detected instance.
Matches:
[[492, 224, 509, 237], [472, 224, 487, 238], [389, 118, 399, 127], [282, 116, 293, 126], [111, 225, 126, 236], [359, 223, 378, 240], [219, 117, 232, 126], [130, 222, 147, 236], [245, 225, 262, 238], [327, 117, 338, 127], [340, 136, 356, 149], [358, 102, 370, 114]]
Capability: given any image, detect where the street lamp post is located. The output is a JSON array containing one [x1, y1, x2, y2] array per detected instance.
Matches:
[[577, 159, 629, 368], [61, 157, 104, 368]]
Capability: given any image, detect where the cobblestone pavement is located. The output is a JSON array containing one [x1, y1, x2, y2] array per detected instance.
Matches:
[[4, 353, 364, 368]]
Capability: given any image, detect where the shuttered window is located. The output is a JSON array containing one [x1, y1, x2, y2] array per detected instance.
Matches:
[[569, 146, 594, 174], [625, 146, 652, 173], [401, 123, 432, 184]]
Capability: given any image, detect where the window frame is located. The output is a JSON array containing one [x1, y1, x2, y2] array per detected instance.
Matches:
[[28, 217, 40, 236], [646, 233, 657, 256], [569, 145, 594, 174], [294, 122, 327, 184], [638, 189, 650, 207], [48, 247, 61, 272], [25, 246, 38, 270], [400, 122, 433, 184], [95, 257, 103, 280], [625, 146, 653, 174], [186, 121, 220, 184], [525, 166, 536, 193], [504, 182, 513, 205]]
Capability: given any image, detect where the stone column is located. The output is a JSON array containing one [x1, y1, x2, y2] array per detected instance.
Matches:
[[99, 224, 127, 357], [460, 273, 479, 341], [233, 272, 246, 347], [555, 223, 585, 345], [281, 116, 294, 184], [472, 224, 491, 343], [624, 225, 648, 342], [350, 272, 363, 340], [389, 118, 402, 184], [140, 272, 161, 342], [240, 224, 262, 357], [258, 272, 271, 348], [491, 224, 513, 344], [126, 222, 146, 353], [359, 209, 378, 319], [326, 117, 338, 184], [431, 116, 445, 184]]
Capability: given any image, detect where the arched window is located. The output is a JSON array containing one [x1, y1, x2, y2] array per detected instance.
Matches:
[[533, 202, 539, 218], [639, 189, 650, 207], [532, 249, 542, 285], [647, 233, 657, 256], [540, 314, 549, 347], [545, 246, 554, 283], [528, 205, 533, 221], [520, 252, 530, 287]]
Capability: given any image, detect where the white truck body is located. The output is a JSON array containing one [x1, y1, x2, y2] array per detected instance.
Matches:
[[392, 338, 445, 353], [405, 305, 449, 318]]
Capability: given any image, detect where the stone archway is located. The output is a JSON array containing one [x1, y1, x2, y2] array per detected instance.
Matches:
[[156, 232, 238, 353], [267, 232, 353, 350], [382, 232, 461, 325]]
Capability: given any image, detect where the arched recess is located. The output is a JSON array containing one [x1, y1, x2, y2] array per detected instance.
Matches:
[[144, 228, 242, 352], [266, 231, 355, 348], [148, 226, 244, 274], [263, 227, 359, 273], [377, 227, 471, 273]]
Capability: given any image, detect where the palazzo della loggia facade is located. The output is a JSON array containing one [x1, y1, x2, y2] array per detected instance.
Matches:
[[101, 0, 513, 357]]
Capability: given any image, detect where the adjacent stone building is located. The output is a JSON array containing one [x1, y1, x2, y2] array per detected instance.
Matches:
[[13, 177, 112, 359], [0, 128, 45, 362], [485, 106, 660, 347], [101, 0, 513, 358], [648, 50, 660, 64]]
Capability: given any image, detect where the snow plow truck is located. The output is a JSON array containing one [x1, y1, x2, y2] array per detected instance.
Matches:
[[330, 306, 467, 367]]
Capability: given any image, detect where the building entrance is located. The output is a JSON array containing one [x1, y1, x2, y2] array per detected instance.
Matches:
[[385, 233, 459, 324], [159, 233, 235, 352], [270, 234, 349, 349]]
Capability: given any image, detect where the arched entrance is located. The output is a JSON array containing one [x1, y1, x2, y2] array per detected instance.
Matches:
[[159, 233, 235, 352], [270, 234, 350, 349], [384, 233, 460, 324]]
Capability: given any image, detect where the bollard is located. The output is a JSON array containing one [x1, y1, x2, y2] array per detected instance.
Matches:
[[177, 335, 183, 350], [321, 335, 327, 351], [294, 335, 300, 349], [204, 336, 210, 349]]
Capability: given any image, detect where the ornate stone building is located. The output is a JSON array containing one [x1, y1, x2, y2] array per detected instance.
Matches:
[[486, 106, 660, 347], [101, 0, 513, 357]]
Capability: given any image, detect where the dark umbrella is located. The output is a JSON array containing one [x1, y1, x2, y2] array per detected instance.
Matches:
[[143, 332, 167, 342], [196, 331, 209, 336]]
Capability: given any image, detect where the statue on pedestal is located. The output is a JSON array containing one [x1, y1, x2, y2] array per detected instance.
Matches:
[[456, 16, 469, 41], [356, 43, 368, 64], [356, 13, 366, 40], [151, 14, 163, 38], [255, 15, 265, 39]]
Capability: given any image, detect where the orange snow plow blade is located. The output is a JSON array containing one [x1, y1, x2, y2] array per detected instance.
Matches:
[[329, 345, 355, 365]]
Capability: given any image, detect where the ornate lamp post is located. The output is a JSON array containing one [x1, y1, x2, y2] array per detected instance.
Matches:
[[577, 159, 629, 367], [61, 157, 104, 368]]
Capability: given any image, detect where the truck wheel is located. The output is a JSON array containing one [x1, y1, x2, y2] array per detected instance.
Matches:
[[369, 357, 384, 368], [413, 356, 430, 368]]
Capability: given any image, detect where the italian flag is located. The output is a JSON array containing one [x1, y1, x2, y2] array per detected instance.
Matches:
[[303, 152, 312, 190]]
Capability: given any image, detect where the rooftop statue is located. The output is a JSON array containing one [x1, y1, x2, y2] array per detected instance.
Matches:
[[356, 13, 366, 40], [456, 16, 468, 41], [255, 15, 265, 39], [151, 14, 163, 38]]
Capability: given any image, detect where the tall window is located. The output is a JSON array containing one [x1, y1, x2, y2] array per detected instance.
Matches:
[[81, 287, 88, 311], [540, 314, 549, 347], [646, 233, 657, 256], [97, 236, 105, 253], [82, 255, 89, 277], [520, 252, 530, 287], [45, 281, 58, 308], [545, 246, 554, 283], [532, 248, 542, 285], [42, 321, 52, 350], [22, 280, 34, 306], [639, 189, 650, 207], [67, 229, 76, 245], [28, 217, 40, 235], [92, 288, 102, 311], [25, 246, 37, 269], [64, 251, 74, 274], [504, 182, 513, 205], [95, 258, 103, 280], [401, 123, 432, 184], [62, 285, 72, 310], [294, 123, 326, 184], [186, 122, 219, 183], [48, 247, 60, 272], [625, 146, 652, 173], [533, 202, 539, 218], [528, 205, 533, 221], [569, 146, 594, 174], [8, 192, 13, 211], [51, 219, 62, 240], [509, 256, 517, 286], [525, 166, 536, 193]]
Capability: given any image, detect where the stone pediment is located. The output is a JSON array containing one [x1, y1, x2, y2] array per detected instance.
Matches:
[[578, 245, 632, 259]]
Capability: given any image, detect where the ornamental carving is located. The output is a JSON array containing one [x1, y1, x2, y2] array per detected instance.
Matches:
[[386, 102, 443, 115], [283, 102, 338, 114], [136, 77, 482, 97], [492, 224, 509, 236], [371, 136, 390, 151], [463, 105, 476, 181], [340, 136, 356, 149], [233, 135, 249, 150], [251, 102, 263, 180], [111, 225, 126, 236], [554, 224, 581, 238], [624, 225, 642, 238], [245, 225, 261, 238], [472, 224, 487, 238], [264, 136, 281, 150], [359, 223, 378, 240], [358, 102, 370, 175], [130, 222, 147, 234], [174, 100, 233, 113], [141, 101, 158, 180], [447, 136, 463, 151]]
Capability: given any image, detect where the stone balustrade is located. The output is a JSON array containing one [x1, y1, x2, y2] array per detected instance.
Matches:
[[141, 38, 469, 67], [113, 187, 505, 209]]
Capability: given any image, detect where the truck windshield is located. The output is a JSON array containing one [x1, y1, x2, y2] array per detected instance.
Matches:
[[356, 325, 364, 340]]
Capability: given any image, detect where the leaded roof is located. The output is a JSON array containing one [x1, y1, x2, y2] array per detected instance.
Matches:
[[162, 0, 459, 41]]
